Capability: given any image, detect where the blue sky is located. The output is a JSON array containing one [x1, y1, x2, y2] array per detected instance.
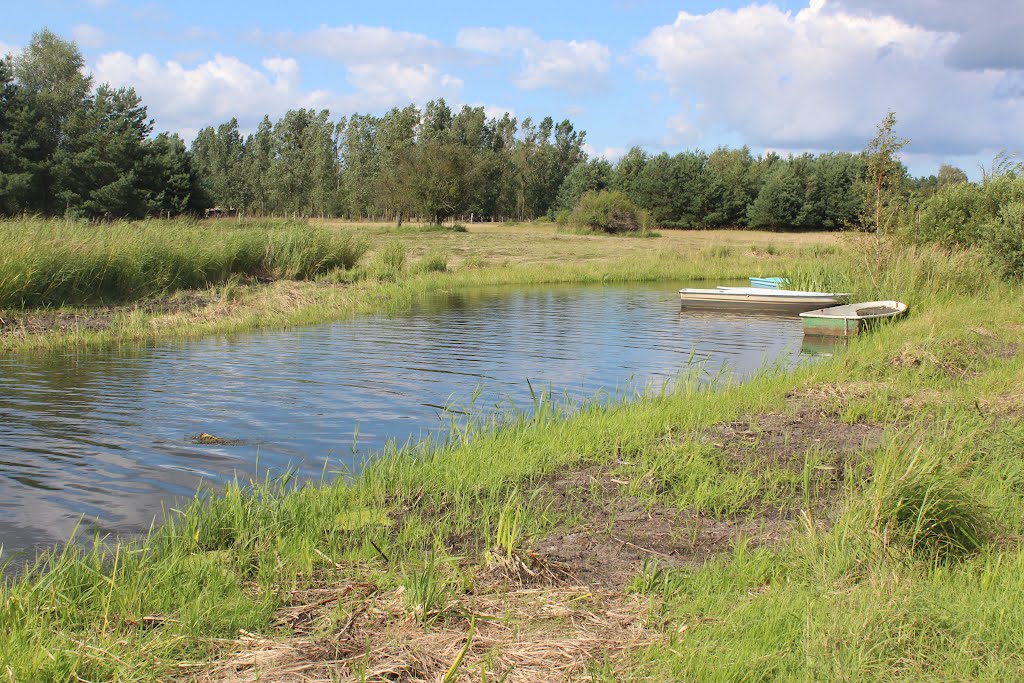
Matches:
[[4, 0, 1024, 176]]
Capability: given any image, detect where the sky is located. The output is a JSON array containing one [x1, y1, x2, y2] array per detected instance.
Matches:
[[4, 0, 1024, 177]]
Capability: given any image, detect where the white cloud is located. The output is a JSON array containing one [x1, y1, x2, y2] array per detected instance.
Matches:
[[84, 0, 114, 7], [457, 27, 611, 95], [637, 1, 1024, 155], [94, 53, 298, 133], [0, 41, 19, 58], [92, 51, 465, 140], [346, 63, 463, 103], [599, 146, 627, 162], [252, 25, 449, 66], [72, 23, 107, 48]]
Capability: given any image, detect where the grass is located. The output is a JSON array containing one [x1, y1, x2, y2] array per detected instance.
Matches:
[[0, 217, 367, 309], [2, 224, 1024, 680], [0, 218, 840, 353]]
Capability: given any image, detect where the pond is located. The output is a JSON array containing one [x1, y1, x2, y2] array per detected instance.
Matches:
[[0, 282, 821, 557]]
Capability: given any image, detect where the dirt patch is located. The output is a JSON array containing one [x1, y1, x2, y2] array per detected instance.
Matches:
[[978, 390, 1024, 419], [0, 291, 216, 336], [531, 466, 789, 591], [785, 381, 887, 417], [707, 407, 885, 471], [181, 577, 655, 683]]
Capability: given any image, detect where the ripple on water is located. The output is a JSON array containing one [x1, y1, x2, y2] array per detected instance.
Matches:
[[0, 282, 816, 556]]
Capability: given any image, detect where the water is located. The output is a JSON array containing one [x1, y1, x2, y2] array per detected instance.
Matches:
[[0, 283, 817, 557]]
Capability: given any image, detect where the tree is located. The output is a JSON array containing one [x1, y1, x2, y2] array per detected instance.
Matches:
[[611, 146, 648, 201], [938, 164, 968, 188], [142, 132, 206, 216], [13, 29, 92, 134], [747, 162, 804, 230], [798, 152, 864, 229], [0, 56, 43, 214], [553, 159, 612, 212], [52, 84, 154, 218], [863, 111, 910, 233]]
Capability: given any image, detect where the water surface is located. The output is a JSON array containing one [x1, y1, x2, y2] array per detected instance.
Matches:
[[0, 283, 816, 556]]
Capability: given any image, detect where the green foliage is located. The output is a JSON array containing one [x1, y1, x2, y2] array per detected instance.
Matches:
[[907, 172, 1024, 278], [568, 190, 649, 233], [863, 111, 911, 233], [747, 163, 803, 230], [0, 219, 367, 308], [553, 158, 612, 212]]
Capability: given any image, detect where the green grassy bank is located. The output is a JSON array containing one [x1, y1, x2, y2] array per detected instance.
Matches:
[[0, 218, 841, 353], [2, 239, 1023, 681]]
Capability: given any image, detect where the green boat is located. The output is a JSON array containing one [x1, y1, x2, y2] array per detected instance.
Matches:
[[799, 300, 908, 337]]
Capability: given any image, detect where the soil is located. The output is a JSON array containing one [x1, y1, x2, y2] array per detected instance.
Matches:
[[532, 400, 885, 591], [532, 466, 789, 590]]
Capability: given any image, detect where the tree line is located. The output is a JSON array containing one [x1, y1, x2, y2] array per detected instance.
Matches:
[[1, 28, 975, 231]]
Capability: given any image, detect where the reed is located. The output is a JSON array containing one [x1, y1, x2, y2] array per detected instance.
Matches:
[[0, 218, 367, 309]]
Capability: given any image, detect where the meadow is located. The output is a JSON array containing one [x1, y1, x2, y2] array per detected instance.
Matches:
[[1, 219, 1023, 681]]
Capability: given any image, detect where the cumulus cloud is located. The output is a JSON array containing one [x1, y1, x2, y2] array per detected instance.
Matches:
[[72, 23, 107, 48], [0, 41, 19, 58], [346, 63, 463, 103], [636, 1, 1024, 155], [456, 27, 611, 95], [92, 51, 464, 140]]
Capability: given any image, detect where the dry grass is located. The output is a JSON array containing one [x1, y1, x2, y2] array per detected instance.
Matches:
[[183, 573, 655, 683], [310, 220, 841, 269]]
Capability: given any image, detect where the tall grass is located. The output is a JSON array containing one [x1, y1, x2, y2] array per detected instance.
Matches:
[[0, 218, 367, 309], [785, 236, 1003, 303]]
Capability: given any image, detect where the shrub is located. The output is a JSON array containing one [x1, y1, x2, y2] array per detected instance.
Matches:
[[567, 190, 650, 234]]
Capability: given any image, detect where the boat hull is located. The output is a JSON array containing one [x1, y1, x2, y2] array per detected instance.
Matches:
[[799, 301, 908, 337], [679, 288, 850, 313], [749, 276, 789, 289]]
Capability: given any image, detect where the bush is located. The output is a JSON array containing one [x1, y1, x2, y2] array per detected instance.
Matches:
[[908, 173, 1024, 278], [567, 190, 650, 234]]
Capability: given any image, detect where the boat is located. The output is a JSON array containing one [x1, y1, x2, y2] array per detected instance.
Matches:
[[749, 276, 789, 289], [799, 300, 908, 337], [678, 287, 850, 313]]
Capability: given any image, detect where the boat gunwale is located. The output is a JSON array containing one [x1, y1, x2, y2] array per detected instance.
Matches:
[[685, 287, 852, 299], [798, 300, 908, 321]]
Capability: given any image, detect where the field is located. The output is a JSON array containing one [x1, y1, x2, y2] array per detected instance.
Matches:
[[2, 219, 1023, 681]]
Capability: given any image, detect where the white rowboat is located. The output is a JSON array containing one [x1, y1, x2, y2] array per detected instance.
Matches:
[[679, 287, 851, 313]]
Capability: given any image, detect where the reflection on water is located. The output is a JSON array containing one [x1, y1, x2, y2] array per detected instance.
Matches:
[[0, 283, 818, 557]]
